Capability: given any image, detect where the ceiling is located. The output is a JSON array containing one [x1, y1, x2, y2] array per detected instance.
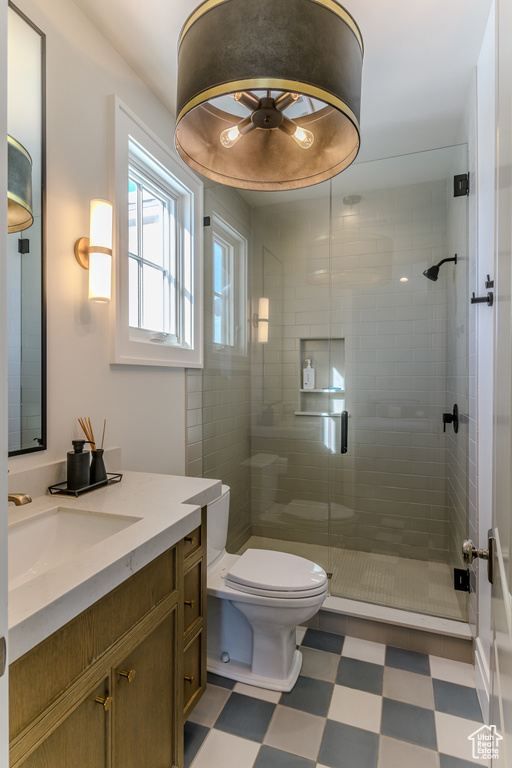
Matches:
[[72, 0, 493, 163]]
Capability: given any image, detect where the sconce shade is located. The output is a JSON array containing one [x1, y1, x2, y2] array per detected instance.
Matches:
[[175, 0, 363, 191], [258, 298, 269, 322], [255, 297, 270, 343], [88, 199, 112, 302], [7, 135, 34, 233]]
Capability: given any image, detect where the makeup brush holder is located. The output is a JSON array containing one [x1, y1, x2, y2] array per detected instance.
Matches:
[[90, 449, 107, 485]]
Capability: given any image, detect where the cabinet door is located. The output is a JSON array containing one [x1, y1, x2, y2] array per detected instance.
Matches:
[[112, 609, 176, 768], [19, 679, 109, 768], [183, 628, 205, 720]]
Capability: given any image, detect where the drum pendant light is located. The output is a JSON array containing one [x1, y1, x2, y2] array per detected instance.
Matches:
[[7, 135, 34, 233], [175, 0, 363, 191]]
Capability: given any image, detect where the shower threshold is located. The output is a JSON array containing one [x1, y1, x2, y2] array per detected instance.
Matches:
[[238, 536, 467, 625]]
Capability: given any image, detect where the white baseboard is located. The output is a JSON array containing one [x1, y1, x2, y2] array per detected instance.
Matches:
[[475, 636, 490, 723]]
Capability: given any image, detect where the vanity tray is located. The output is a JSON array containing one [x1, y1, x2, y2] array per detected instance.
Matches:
[[48, 473, 123, 497]]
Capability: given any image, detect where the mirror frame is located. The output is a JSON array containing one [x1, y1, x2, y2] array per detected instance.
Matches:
[[8, 2, 47, 456]]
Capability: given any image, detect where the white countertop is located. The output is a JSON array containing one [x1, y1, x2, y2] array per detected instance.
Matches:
[[8, 471, 222, 663]]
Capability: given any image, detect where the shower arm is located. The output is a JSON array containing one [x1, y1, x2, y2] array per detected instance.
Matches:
[[436, 256, 457, 268]]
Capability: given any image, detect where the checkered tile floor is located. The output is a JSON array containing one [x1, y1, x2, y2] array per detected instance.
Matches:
[[184, 628, 486, 768]]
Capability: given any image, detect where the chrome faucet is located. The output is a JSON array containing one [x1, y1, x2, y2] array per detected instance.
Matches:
[[8, 493, 32, 506]]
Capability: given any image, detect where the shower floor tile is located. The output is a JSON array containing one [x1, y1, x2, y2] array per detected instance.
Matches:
[[238, 536, 465, 621], [185, 630, 486, 768]]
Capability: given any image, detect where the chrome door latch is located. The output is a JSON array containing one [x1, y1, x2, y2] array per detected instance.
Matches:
[[462, 529, 495, 585], [0, 636, 5, 677]]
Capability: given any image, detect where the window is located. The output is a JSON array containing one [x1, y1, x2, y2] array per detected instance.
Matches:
[[211, 213, 247, 352], [111, 96, 203, 367], [213, 235, 233, 347], [128, 159, 177, 339]]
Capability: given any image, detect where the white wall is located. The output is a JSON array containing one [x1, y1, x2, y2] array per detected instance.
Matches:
[[8, 0, 187, 476], [0, 0, 9, 760], [474, 1, 496, 722]]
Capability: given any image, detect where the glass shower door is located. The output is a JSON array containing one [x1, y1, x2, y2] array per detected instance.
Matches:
[[327, 146, 469, 620]]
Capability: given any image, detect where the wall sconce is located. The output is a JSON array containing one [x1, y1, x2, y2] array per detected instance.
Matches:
[[74, 199, 113, 303], [253, 297, 269, 343]]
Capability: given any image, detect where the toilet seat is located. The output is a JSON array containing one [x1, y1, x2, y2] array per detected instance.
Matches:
[[224, 549, 328, 599]]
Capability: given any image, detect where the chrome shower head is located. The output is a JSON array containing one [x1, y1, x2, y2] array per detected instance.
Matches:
[[423, 254, 458, 281]]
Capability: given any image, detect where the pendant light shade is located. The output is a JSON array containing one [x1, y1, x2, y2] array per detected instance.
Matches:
[[175, 0, 363, 191], [7, 135, 34, 233]]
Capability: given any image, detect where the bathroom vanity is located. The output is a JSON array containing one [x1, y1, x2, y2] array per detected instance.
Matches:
[[7, 472, 221, 768]]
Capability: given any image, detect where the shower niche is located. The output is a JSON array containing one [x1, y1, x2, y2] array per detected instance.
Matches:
[[297, 338, 345, 416]]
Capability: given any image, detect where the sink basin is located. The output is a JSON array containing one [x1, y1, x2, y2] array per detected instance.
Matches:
[[8, 507, 141, 590]]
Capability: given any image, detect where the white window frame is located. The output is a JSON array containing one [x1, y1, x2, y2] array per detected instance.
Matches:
[[110, 96, 203, 367], [211, 212, 247, 354]]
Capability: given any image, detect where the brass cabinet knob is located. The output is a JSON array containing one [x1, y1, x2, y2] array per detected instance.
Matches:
[[95, 695, 112, 711], [184, 600, 194, 608], [184, 675, 194, 683], [118, 668, 136, 683], [185, 535, 196, 544]]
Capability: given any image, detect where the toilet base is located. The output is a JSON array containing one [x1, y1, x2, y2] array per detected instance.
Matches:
[[207, 649, 303, 692]]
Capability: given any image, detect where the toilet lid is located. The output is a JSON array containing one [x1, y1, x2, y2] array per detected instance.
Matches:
[[225, 549, 327, 596]]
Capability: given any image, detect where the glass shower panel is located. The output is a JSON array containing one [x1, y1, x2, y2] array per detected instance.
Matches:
[[249, 187, 333, 575], [328, 146, 469, 620]]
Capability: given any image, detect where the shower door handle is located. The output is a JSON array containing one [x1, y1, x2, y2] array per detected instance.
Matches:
[[341, 411, 348, 454]]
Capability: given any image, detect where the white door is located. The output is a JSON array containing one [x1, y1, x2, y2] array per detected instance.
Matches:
[[0, 0, 10, 762], [490, 0, 512, 762]]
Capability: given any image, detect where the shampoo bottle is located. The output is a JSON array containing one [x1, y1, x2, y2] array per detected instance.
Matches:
[[67, 439, 90, 490], [303, 359, 315, 390]]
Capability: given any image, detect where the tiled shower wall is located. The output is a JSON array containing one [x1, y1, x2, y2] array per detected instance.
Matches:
[[7, 221, 42, 453], [250, 171, 454, 563], [8, 236, 22, 451]]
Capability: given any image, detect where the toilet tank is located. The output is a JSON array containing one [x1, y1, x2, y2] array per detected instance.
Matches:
[[207, 485, 230, 566]]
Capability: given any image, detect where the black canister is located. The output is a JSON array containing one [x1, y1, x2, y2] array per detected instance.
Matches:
[[90, 449, 107, 485], [67, 439, 90, 490]]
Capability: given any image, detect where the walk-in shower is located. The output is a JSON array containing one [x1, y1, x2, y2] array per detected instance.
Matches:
[[189, 144, 470, 624]]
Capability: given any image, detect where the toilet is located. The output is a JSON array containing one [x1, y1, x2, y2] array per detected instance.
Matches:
[[207, 485, 328, 691]]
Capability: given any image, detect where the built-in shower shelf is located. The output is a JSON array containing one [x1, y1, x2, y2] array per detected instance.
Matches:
[[299, 389, 345, 393], [294, 411, 342, 417]]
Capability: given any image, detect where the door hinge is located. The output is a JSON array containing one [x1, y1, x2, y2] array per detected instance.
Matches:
[[17, 238, 29, 254], [454, 173, 470, 197], [454, 568, 470, 592]]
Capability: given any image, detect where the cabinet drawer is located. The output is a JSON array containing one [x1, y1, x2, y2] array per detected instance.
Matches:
[[183, 525, 201, 560], [183, 629, 204, 717], [183, 560, 203, 636]]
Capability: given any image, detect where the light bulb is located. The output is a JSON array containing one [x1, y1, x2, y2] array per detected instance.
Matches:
[[292, 126, 314, 149], [220, 125, 242, 148]]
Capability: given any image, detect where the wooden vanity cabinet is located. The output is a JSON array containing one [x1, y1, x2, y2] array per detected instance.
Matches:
[[9, 510, 207, 768]]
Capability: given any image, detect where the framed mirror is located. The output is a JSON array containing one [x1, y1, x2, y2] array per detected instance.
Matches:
[[7, 2, 46, 456]]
